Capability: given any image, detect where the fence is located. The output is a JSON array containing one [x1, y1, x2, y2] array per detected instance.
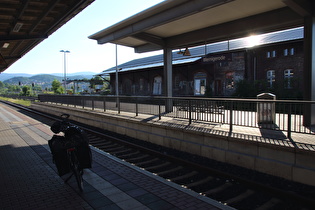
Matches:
[[37, 94, 315, 138]]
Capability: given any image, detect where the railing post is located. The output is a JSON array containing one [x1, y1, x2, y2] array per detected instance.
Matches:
[[229, 101, 233, 135], [189, 99, 192, 124], [103, 96, 106, 112], [287, 103, 292, 139], [158, 98, 161, 120], [92, 97, 94, 110], [118, 96, 120, 114], [136, 97, 138, 116]]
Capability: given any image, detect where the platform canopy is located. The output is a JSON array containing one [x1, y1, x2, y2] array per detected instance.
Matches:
[[89, 0, 315, 125], [89, 0, 310, 53], [0, 0, 95, 73]]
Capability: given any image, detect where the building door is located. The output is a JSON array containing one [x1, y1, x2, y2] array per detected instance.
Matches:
[[215, 80, 222, 95], [224, 71, 235, 96]]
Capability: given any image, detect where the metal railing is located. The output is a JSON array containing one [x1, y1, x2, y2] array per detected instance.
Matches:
[[38, 94, 315, 138]]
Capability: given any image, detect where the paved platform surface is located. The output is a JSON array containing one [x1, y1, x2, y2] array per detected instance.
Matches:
[[0, 102, 234, 209], [93, 108, 315, 151]]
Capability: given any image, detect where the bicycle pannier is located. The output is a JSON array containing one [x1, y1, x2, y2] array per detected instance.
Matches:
[[65, 126, 92, 169], [48, 135, 70, 176]]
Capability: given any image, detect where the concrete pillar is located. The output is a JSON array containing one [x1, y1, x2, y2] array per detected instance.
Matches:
[[163, 48, 173, 112], [303, 16, 315, 126]]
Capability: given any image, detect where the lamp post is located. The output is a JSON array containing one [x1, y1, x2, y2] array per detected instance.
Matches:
[[115, 44, 118, 97], [60, 50, 70, 94]]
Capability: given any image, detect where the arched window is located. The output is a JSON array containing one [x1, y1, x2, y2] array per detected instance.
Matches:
[[194, 72, 206, 96], [123, 78, 132, 95], [139, 78, 144, 91], [174, 75, 180, 89], [153, 76, 162, 95]]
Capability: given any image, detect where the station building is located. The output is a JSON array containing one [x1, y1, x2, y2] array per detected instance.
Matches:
[[98, 27, 303, 99]]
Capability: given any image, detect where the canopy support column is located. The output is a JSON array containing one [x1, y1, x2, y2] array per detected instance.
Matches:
[[163, 48, 173, 112], [303, 16, 315, 126]]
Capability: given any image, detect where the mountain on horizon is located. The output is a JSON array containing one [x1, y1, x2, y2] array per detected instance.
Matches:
[[0, 71, 98, 82], [0, 73, 32, 81], [47, 71, 99, 77]]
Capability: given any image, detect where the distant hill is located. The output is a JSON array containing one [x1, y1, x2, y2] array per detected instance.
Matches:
[[1, 72, 98, 90], [49, 72, 98, 77], [0, 73, 33, 81], [4, 74, 63, 86], [0, 72, 98, 82]]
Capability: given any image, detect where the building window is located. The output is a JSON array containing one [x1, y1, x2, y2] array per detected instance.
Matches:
[[284, 69, 294, 89], [139, 78, 144, 91], [225, 72, 234, 90], [153, 76, 162, 95], [194, 72, 206, 96], [217, 61, 228, 67], [267, 70, 275, 88], [284, 48, 294, 56], [266, 51, 271, 58], [123, 78, 132, 95], [266, 50, 276, 58], [175, 75, 180, 89]]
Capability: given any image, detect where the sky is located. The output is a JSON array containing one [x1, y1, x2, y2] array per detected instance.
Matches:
[[3, 0, 165, 75]]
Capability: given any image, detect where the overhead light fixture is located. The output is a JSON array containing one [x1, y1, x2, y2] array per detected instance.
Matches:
[[2, 43, 10, 48], [183, 47, 191, 56], [177, 49, 184, 54], [13, 23, 23, 32]]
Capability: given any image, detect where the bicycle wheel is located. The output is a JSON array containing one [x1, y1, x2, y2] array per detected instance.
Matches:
[[71, 152, 84, 192]]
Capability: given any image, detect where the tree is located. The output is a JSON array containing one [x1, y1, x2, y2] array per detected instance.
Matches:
[[5, 83, 21, 93], [21, 86, 32, 96], [32, 84, 42, 92], [89, 76, 104, 89], [51, 79, 64, 94]]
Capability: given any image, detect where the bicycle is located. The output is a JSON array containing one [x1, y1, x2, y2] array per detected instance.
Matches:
[[50, 113, 91, 192], [64, 144, 84, 192]]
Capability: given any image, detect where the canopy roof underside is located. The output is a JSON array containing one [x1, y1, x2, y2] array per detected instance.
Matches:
[[0, 0, 94, 73], [89, 0, 311, 53]]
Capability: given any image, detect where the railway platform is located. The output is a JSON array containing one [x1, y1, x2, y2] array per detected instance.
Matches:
[[0, 102, 233, 209]]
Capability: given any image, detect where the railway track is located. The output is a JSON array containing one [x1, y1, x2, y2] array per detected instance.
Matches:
[[3, 101, 315, 210]]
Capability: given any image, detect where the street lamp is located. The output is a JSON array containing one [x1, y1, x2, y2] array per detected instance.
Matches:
[[115, 44, 118, 97], [60, 50, 70, 94]]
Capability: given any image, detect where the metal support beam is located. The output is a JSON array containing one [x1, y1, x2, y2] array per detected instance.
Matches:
[[131, 32, 165, 47], [0, 34, 48, 41], [166, 8, 302, 49], [283, 0, 312, 17], [92, 0, 232, 45]]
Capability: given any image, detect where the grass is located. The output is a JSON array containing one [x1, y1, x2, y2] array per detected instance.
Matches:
[[0, 96, 32, 106]]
